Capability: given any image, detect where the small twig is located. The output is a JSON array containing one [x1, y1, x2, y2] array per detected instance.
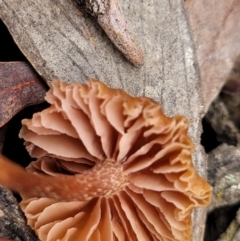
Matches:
[[75, 0, 144, 67], [217, 209, 240, 241]]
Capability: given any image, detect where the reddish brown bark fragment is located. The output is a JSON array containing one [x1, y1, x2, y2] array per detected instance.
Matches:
[[0, 61, 48, 127]]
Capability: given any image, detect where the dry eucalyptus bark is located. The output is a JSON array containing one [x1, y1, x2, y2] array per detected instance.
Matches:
[[0, 62, 48, 127], [0, 0, 209, 240], [75, 0, 144, 66], [76, 0, 110, 16], [185, 0, 240, 112], [208, 144, 240, 211], [0, 186, 39, 241], [204, 74, 240, 240]]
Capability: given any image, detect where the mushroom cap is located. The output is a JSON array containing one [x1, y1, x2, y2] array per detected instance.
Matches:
[[19, 79, 212, 241]]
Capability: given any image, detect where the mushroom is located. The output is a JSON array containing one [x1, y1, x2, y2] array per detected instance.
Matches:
[[0, 79, 212, 241]]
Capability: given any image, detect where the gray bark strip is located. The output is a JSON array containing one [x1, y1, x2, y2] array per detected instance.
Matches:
[[0, 186, 39, 241], [0, 0, 208, 240]]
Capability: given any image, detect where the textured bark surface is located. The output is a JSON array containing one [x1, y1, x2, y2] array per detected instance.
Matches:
[[208, 144, 240, 211], [0, 62, 48, 127], [0, 0, 208, 240], [204, 88, 240, 240], [204, 96, 240, 240], [0, 186, 39, 241], [185, 0, 240, 112]]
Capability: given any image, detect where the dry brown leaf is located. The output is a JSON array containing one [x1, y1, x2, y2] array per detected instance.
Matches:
[[185, 0, 240, 111], [0, 61, 48, 127], [0, 80, 212, 241]]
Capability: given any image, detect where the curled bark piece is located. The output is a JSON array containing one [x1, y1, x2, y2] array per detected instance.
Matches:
[[0, 80, 211, 241], [76, 0, 144, 67], [0, 62, 48, 127]]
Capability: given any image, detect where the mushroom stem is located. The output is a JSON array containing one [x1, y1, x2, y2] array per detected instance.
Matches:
[[0, 155, 127, 202]]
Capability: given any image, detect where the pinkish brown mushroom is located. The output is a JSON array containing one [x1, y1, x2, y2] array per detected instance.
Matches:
[[0, 79, 212, 241]]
